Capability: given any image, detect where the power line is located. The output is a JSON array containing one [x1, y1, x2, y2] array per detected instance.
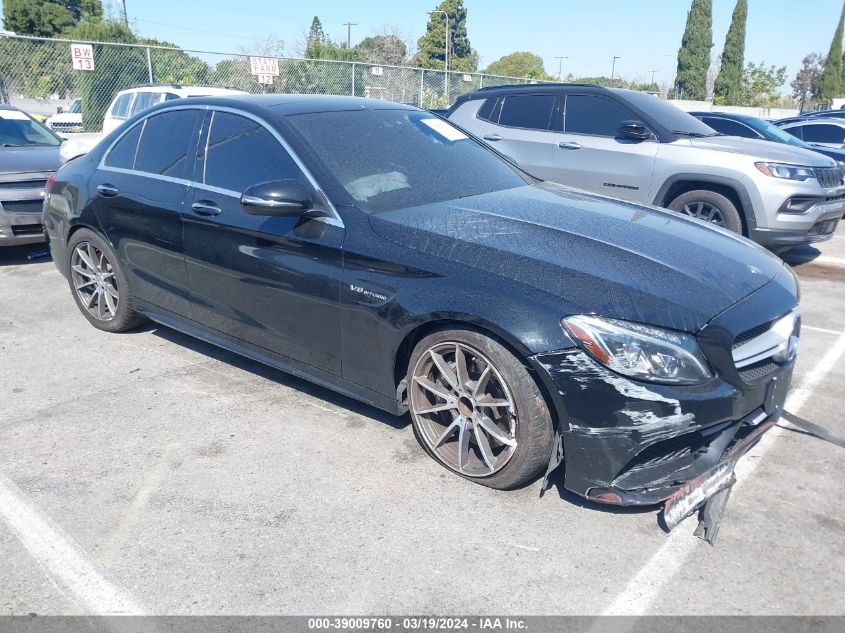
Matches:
[[134, 18, 260, 41]]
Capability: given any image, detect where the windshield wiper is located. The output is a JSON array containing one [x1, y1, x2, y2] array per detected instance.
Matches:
[[672, 130, 721, 138]]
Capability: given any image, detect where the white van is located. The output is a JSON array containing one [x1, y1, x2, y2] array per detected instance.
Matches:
[[102, 84, 247, 135]]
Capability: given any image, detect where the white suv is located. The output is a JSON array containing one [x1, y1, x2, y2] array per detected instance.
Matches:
[[102, 84, 247, 135]]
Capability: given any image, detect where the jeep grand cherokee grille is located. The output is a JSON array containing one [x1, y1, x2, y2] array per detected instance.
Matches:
[[815, 166, 844, 189]]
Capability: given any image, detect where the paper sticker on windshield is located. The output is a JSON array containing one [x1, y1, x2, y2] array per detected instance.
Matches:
[[421, 117, 467, 142], [0, 110, 30, 121]]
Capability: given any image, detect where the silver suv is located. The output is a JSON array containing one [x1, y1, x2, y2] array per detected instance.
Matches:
[[448, 84, 845, 249]]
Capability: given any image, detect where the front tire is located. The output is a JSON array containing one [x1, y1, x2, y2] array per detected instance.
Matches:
[[67, 229, 146, 332], [667, 189, 743, 234], [407, 328, 554, 490]]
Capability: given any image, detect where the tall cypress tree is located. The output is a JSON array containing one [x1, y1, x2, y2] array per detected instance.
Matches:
[[674, 0, 713, 100], [713, 0, 747, 105], [820, 3, 845, 102]]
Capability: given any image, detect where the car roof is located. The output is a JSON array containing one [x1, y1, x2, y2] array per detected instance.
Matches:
[[135, 94, 419, 119], [688, 111, 758, 122], [116, 84, 247, 97], [780, 118, 845, 127], [455, 82, 610, 101]]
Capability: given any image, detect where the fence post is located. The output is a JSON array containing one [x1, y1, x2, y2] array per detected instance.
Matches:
[[419, 69, 425, 108], [351, 62, 356, 97], [479, 75, 484, 89], [146, 46, 153, 83]]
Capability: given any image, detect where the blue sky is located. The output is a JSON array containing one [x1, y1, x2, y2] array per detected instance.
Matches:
[[2, 0, 842, 88]]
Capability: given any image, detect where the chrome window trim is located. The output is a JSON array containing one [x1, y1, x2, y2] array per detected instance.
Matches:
[[98, 103, 344, 227]]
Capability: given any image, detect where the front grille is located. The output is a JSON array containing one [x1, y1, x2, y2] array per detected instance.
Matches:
[[0, 179, 48, 191], [11, 223, 44, 236], [50, 122, 82, 132], [739, 358, 779, 382], [815, 166, 844, 189], [1, 200, 43, 214], [808, 218, 840, 236], [733, 321, 772, 349]]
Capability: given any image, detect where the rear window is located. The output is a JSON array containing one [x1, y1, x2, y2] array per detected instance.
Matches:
[[288, 108, 531, 213], [802, 124, 845, 144], [131, 92, 162, 116]]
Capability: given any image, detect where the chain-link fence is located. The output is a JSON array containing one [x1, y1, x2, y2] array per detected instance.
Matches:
[[0, 33, 544, 132]]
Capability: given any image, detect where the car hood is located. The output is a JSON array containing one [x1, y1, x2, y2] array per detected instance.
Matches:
[[0, 145, 63, 175], [688, 135, 837, 166], [48, 113, 82, 123], [368, 184, 786, 333]]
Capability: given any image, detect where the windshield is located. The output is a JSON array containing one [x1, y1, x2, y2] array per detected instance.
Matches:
[[68, 99, 82, 114], [613, 89, 718, 137], [747, 117, 810, 148], [0, 110, 61, 147], [287, 108, 532, 213]]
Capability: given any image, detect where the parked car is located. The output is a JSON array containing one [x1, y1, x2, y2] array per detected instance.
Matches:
[[45, 95, 800, 527], [689, 111, 845, 166], [800, 109, 845, 119], [775, 118, 845, 149], [447, 84, 844, 250], [101, 84, 248, 135], [46, 98, 83, 134], [0, 104, 62, 245]]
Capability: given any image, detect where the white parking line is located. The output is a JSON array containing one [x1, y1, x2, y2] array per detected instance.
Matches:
[[601, 329, 845, 617], [810, 255, 845, 267], [803, 325, 845, 336], [0, 472, 145, 615]]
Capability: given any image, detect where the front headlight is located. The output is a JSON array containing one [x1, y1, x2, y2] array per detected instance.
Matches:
[[561, 315, 713, 385], [755, 162, 815, 181]]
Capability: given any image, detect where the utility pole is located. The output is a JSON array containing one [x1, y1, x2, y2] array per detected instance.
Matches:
[[611, 56, 621, 82], [343, 22, 357, 48], [649, 69, 658, 85], [120, 0, 129, 25], [555, 56, 569, 80], [428, 11, 449, 102]]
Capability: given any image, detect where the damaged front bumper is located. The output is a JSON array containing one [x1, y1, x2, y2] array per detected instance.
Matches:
[[529, 347, 793, 507]]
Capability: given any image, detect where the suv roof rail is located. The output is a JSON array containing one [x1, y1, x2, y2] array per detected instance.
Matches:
[[127, 83, 184, 90], [470, 82, 612, 93]]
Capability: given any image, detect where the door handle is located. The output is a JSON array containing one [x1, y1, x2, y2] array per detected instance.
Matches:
[[96, 183, 119, 197], [191, 201, 222, 216], [558, 141, 582, 150], [483, 134, 503, 141]]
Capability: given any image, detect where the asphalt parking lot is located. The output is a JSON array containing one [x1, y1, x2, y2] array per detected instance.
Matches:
[[1, 226, 844, 617]]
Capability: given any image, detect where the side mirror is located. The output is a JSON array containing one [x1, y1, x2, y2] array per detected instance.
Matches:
[[241, 180, 314, 216], [620, 120, 652, 140], [56, 106, 64, 114]]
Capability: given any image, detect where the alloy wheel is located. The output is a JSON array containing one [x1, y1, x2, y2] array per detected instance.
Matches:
[[679, 201, 726, 227], [70, 242, 119, 321], [410, 342, 518, 477]]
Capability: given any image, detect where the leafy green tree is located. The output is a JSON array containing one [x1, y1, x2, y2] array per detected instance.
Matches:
[[416, 0, 477, 72], [2, 0, 102, 36], [305, 16, 325, 52], [741, 61, 787, 107], [819, 3, 845, 102], [713, 0, 746, 105], [137, 39, 212, 85], [791, 53, 825, 112], [356, 35, 408, 66], [484, 52, 551, 79], [674, 0, 713, 100]]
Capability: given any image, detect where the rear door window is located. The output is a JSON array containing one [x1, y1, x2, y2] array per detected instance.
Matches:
[[131, 92, 162, 116], [104, 122, 143, 169], [802, 124, 845, 144], [497, 94, 556, 130], [110, 93, 133, 119], [565, 94, 636, 137], [202, 111, 302, 193], [134, 109, 203, 179]]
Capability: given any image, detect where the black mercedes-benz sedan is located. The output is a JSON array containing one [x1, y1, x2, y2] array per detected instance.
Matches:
[[43, 95, 800, 527]]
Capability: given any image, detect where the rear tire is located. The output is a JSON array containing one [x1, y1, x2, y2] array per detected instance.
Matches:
[[667, 189, 743, 234], [67, 229, 147, 333], [407, 327, 554, 490]]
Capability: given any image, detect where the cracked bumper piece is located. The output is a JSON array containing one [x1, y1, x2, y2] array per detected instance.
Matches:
[[530, 348, 793, 506]]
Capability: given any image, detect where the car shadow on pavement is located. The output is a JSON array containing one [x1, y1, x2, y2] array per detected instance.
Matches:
[[0, 244, 52, 266], [146, 323, 409, 431], [780, 244, 822, 267]]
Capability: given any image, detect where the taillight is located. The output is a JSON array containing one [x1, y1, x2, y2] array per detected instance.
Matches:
[[44, 174, 57, 195]]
